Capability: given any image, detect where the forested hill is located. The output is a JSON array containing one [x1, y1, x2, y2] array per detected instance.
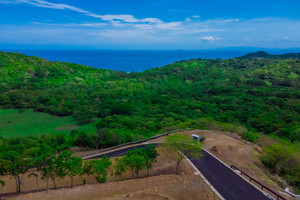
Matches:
[[0, 51, 299, 142], [238, 51, 300, 59]]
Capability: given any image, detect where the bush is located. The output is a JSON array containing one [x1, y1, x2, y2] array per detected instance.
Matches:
[[242, 131, 259, 143], [260, 142, 300, 193], [73, 131, 93, 148]]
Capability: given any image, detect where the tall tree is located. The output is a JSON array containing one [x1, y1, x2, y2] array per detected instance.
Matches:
[[143, 145, 159, 176], [5, 151, 28, 192], [58, 150, 83, 187], [91, 128, 109, 150], [114, 157, 127, 178], [35, 143, 57, 189], [82, 156, 112, 183], [125, 154, 145, 178], [92, 155, 112, 183], [164, 134, 202, 174]]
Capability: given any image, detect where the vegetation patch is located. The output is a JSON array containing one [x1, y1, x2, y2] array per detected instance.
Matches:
[[0, 109, 96, 137]]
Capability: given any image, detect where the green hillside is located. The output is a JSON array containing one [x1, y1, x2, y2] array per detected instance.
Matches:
[[0, 51, 299, 142], [0, 51, 299, 192], [238, 51, 300, 59]]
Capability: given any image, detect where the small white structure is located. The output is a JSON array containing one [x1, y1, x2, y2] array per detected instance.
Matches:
[[192, 134, 201, 143]]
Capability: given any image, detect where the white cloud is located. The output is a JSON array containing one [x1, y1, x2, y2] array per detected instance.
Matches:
[[0, 0, 163, 24], [185, 17, 192, 22], [201, 36, 221, 41], [79, 23, 107, 27], [1, 1, 300, 49], [32, 22, 107, 27], [140, 18, 163, 23], [0, 0, 89, 13], [204, 18, 240, 24], [1, 16, 300, 49], [185, 15, 201, 22], [192, 15, 200, 19], [87, 14, 162, 23], [153, 22, 182, 30]]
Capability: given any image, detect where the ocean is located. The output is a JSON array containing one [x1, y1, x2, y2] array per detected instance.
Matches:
[[3, 49, 299, 72]]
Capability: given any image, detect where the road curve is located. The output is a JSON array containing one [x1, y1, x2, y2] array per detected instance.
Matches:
[[87, 144, 269, 200]]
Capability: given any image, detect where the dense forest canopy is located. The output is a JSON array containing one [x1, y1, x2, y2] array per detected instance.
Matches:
[[0, 51, 299, 142]]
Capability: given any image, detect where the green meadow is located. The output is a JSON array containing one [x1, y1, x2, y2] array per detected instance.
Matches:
[[0, 109, 96, 138]]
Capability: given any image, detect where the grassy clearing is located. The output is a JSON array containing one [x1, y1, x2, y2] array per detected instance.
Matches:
[[0, 109, 96, 138]]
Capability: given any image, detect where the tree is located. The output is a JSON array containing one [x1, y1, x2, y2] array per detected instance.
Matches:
[[73, 106, 97, 125], [92, 156, 112, 183], [56, 150, 83, 187], [4, 151, 28, 192], [143, 145, 159, 176], [164, 134, 202, 174], [35, 143, 57, 189], [260, 143, 297, 173], [126, 145, 159, 177], [91, 128, 109, 150], [114, 157, 127, 178], [125, 154, 145, 178], [287, 128, 300, 143], [260, 142, 300, 192], [82, 156, 112, 183], [55, 150, 70, 186], [0, 159, 11, 187], [81, 160, 94, 184], [28, 172, 40, 191], [73, 131, 93, 149], [23, 147, 41, 191]]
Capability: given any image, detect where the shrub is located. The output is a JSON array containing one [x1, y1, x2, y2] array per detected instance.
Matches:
[[242, 131, 259, 143]]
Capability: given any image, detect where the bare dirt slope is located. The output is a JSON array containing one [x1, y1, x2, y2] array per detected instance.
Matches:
[[8, 174, 217, 200]]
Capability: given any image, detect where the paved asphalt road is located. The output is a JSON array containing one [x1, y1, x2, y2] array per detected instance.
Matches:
[[86, 144, 150, 159], [190, 150, 269, 200], [87, 144, 269, 200]]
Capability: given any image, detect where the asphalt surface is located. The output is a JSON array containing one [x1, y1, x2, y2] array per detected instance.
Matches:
[[85, 144, 151, 159], [190, 150, 269, 200], [87, 144, 269, 200]]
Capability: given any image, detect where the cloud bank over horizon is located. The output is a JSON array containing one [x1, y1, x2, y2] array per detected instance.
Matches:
[[0, 0, 299, 49]]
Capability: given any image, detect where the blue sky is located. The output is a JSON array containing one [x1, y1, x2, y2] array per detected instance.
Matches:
[[0, 0, 299, 49]]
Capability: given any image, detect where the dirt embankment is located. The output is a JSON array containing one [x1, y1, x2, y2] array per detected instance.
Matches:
[[8, 174, 218, 200]]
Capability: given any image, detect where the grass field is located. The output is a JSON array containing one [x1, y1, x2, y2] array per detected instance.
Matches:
[[0, 109, 97, 138]]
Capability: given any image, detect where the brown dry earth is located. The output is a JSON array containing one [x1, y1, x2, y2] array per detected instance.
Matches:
[[8, 175, 217, 200]]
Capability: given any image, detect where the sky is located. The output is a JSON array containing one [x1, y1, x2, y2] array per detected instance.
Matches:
[[0, 0, 299, 50]]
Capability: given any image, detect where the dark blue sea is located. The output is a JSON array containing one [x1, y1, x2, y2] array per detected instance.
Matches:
[[3, 49, 299, 72]]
